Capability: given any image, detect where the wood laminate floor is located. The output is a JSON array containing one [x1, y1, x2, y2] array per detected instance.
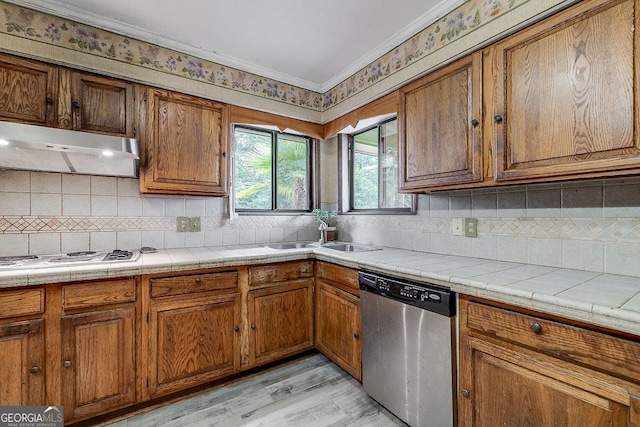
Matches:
[[105, 354, 407, 427]]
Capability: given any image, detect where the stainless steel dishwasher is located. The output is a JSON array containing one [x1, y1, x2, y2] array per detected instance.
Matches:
[[359, 271, 456, 427]]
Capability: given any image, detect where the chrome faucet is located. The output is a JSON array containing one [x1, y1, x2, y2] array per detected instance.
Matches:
[[318, 221, 328, 246]]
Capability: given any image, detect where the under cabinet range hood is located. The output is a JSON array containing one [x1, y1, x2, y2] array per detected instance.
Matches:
[[0, 121, 139, 177]]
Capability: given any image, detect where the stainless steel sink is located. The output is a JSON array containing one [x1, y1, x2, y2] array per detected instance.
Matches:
[[322, 243, 380, 252], [265, 242, 313, 250]]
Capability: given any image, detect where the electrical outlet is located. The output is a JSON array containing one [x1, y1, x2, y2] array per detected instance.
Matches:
[[452, 218, 463, 236], [188, 216, 201, 232], [464, 218, 478, 238], [176, 216, 189, 232]]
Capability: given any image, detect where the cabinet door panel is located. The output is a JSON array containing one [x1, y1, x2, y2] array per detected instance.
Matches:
[[491, 0, 640, 180], [62, 307, 136, 421], [399, 53, 482, 190], [141, 88, 229, 195], [68, 71, 134, 136], [0, 319, 44, 406], [149, 294, 239, 397], [315, 282, 361, 380], [0, 53, 57, 126], [250, 281, 314, 366]]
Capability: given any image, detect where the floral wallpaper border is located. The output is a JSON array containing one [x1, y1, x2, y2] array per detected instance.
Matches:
[[0, 0, 530, 115]]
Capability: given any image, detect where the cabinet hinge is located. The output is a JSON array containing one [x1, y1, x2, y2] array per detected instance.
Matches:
[[312, 285, 315, 293], [146, 313, 149, 323], [133, 126, 136, 137], [146, 378, 149, 388]]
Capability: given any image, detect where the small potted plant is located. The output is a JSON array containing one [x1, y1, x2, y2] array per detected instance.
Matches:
[[313, 209, 338, 241]]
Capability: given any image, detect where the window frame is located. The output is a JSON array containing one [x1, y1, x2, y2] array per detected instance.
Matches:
[[346, 118, 416, 214], [233, 124, 317, 214]]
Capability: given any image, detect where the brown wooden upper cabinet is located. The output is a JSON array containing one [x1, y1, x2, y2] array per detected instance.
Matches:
[[139, 87, 230, 195], [0, 52, 134, 137], [398, 52, 483, 190], [487, 0, 640, 182], [0, 53, 58, 127]]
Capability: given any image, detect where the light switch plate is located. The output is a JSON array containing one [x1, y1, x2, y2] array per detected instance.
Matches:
[[176, 216, 189, 232], [452, 218, 463, 236], [188, 216, 201, 232]]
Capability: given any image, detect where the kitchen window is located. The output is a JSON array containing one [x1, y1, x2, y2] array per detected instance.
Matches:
[[349, 118, 413, 212], [233, 125, 313, 212]]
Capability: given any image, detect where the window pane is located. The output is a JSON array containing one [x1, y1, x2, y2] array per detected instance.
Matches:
[[353, 127, 379, 209], [234, 128, 272, 210], [276, 136, 309, 210], [380, 120, 411, 208]]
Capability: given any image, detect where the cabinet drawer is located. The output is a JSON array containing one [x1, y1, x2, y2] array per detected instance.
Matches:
[[151, 271, 238, 298], [0, 288, 44, 319], [63, 278, 135, 309], [466, 301, 640, 382], [316, 262, 359, 294], [248, 261, 314, 287]]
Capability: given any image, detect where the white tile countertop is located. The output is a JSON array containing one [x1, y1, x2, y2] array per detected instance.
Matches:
[[2, 242, 640, 337]]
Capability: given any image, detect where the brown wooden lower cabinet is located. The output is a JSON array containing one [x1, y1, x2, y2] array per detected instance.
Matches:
[[61, 306, 136, 421], [0, 318, 45, 405], [315, 281, 361, 381], [248, 280, 314, 367], [458, 297, 640, 426], [314, 262, 361, 381], [148, 293, 240, 398]]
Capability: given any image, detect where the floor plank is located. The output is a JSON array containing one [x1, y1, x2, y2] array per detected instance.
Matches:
[[105, 354, 406, 426]]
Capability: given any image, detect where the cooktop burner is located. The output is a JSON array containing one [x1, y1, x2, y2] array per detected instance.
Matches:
[[0, 249, 140, 270]]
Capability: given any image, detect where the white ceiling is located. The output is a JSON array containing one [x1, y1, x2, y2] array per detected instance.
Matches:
[[8, 0, 461, 92]]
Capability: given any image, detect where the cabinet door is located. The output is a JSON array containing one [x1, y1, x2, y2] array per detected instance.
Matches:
[[249, 280, 314, 366], [60, 70, 134, 136], [61, 306, 136, 421], [140, 87, 230, 195], [149, 293, 240, 398], [0, 319, 44, 406], [398, 52, 482, 190], [459, 335, 635, 427], [315, 281, 361, 380], [0, 53, 57, 126], [488, 0, 640, 181]]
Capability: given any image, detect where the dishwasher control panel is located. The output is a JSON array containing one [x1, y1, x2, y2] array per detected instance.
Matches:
[[359, 271, 455, 316]]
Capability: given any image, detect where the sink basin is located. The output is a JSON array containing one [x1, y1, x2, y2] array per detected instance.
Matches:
[[322, 243, 379, 253], [265, 242, 313, 250]]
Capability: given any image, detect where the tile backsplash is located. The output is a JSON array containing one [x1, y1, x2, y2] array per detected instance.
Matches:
[[339, 177, 640, 277], [0, 170, 317, 256], [2, 170, 640, 277]]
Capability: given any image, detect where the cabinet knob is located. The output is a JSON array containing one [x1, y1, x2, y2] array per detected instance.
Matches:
[[234, 326, 240, 332], [530, 322, 542, 334], [493, 115, 503, 123], [195, 277, 201, 283], [63, 360, 72, 368], [461, 389, 470, 398], [353, 333, 360, 339], [222, 152, 227, 158], [471, 119, 479, 127], [30, 366, 40, 374], [45, 97, 54, 105], [72, 101, 80, 109], [251, 324, 256, 330]]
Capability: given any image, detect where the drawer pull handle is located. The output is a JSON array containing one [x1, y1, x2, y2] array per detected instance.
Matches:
[[461, 389, 470, 398], [195, 277, 201, 283], [63, 360, 72, 368], [530, 322, 542, 334], [30, 366, 40, 374]]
